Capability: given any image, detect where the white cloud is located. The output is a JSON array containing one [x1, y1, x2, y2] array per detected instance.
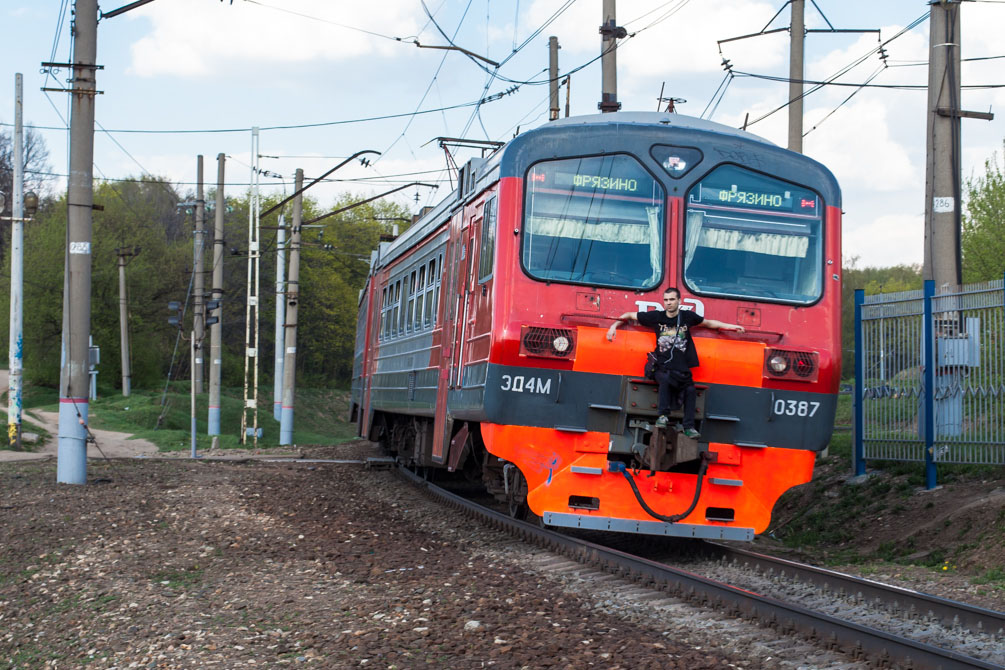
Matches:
[[804, 100, 916, 192], [843, 213, 922, 268], [127, 0, 424, 77], [524, 0, 786, 78]]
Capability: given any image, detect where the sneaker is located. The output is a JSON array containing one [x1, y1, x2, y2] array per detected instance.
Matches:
[[682, 428, 701, 439], [654, 415, 669, 428]]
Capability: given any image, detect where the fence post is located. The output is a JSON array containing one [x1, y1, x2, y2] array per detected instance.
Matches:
[[922, 279, 937, 489], [853, 288, 866, 476]]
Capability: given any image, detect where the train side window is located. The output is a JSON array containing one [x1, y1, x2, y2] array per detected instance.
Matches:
[[433, 253, 443, 326], [424, 259, 436, 326], [380, 287, 388, 340], [406, 270, 417, 333], [479, 196, 497, 282], [415, 265, 426, 331], [392, 280, 401, 337]]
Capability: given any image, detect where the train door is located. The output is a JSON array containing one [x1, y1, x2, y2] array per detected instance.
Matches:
[[451, 222, 478, 388], [431, 214, 466, 463], [360, 277, 384, 439]]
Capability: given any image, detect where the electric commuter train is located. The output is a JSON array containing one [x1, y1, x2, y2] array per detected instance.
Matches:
[[350, 112, 841, 540]]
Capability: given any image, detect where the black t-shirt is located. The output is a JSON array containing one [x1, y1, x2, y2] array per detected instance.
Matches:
[[636, 308, 704, 372]]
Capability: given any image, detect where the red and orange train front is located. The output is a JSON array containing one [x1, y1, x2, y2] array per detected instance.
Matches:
[[470, 114, 841, 540]]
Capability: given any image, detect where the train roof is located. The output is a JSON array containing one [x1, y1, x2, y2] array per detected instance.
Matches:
[[367, 111, 838, 284], [545, 111, 775, 145]]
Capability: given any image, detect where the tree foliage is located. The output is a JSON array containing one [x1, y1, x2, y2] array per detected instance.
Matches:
[[962, 142, 1005, 282], [0, 127, 51, 262], [840, 258, 922, 380], [0, 176, 410, 393]]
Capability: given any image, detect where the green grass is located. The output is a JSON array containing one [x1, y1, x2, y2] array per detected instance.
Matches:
[[150, 566, 204, 589], [15, 381, 358, 452], [971, 568, 1005, 590]]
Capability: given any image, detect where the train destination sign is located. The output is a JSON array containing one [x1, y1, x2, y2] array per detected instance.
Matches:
[[531, 169, 641, 193], [693, 184, 818, 215]]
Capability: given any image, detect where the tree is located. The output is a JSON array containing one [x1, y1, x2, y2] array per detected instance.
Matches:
[[962, 141, 1005, 282], [0, 126, 51, 262], [840, 258, 922, 380], [295, 195, 410, 385], [0, 177, 192, 388]]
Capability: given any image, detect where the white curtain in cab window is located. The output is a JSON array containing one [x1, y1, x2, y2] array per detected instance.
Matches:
[[645, 206, 661, 285], [685, 210, 808, 260], [700, 227, 809, 257], [528, 216, 653, 244]]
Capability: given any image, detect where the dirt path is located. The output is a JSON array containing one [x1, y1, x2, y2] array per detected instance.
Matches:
[[0, 369, 158, 462]]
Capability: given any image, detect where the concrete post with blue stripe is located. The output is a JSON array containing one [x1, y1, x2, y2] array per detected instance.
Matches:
[[853, 288, 865, 476], [279, 169, 303, 445]]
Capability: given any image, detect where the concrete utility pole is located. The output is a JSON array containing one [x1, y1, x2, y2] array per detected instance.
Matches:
[[193, 155, 206, 393], [7, 73, 25, 450], [788, 0, 805, 153], [923, 0, 962, 287], [58, 0, 98, 485], [273, 215, 286, 421], [208, 153, 225, 435], [598, 0, 624, 112], [116, 246, 139, 397], [548, 36, 561, 121], [279, 169, 303, 445]]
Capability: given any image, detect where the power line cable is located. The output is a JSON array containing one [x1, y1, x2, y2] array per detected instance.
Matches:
[[1, 93, 514, 135], [240, 0, 415, 42], [802, 65, 886, 137], [741, 11, 931, 129]]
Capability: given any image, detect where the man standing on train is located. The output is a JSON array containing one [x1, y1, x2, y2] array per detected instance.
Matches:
[[606, 287, 745, 437]]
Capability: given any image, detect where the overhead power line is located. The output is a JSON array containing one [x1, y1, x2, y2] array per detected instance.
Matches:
[[0, 92, 517, 135]]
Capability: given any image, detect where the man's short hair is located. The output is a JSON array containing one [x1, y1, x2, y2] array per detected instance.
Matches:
[[663, 287, 681, 299]]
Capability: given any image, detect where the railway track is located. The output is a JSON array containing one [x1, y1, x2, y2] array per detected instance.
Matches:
[[396, 464, 1004, 670]]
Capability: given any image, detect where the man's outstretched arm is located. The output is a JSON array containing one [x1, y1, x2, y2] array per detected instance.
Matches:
[[606, 311, 639, 341], [700, 318, 745, 333]]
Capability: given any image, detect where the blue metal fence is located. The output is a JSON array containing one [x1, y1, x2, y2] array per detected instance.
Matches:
[[854, 275, 1005, 488]]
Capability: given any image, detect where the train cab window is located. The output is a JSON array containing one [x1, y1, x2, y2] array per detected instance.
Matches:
[[684, 164, 823, 304], [479, 197, 497, 282], [522, 154, 664, 290]]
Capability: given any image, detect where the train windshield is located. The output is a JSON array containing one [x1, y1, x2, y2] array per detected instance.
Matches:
[[684, 165, 823, 304], [522, 155, 664, 290]]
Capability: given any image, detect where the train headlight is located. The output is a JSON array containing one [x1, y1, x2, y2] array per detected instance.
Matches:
[[764, 349, 819, 382], [520, 326, 576, 360], [767, 353, 790, 374]]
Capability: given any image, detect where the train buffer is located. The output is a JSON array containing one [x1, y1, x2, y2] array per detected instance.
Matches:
[[645, 426, 701, 471]]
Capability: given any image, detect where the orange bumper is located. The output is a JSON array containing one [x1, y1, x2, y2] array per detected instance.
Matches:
[[481, 422, 815, 537]]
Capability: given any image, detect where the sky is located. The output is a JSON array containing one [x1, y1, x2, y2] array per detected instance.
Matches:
[[1, 0, 1003, 269]]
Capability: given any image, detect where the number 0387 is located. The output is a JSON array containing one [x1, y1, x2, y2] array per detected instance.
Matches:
[[773, 399, 820, 417]]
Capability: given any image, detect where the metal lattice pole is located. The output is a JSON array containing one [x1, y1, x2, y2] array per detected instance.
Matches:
[[241, 128, 261, 445]]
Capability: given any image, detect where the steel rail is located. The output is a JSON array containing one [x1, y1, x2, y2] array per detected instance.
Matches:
[[397, 465, 1001, 670], [704, 542, 1005, 638]]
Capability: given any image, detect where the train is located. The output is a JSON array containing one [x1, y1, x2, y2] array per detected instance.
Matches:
[[350, 111, 841, 541]]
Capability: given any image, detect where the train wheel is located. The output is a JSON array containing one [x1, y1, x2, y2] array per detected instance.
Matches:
[[506, 467, 529, 519]]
